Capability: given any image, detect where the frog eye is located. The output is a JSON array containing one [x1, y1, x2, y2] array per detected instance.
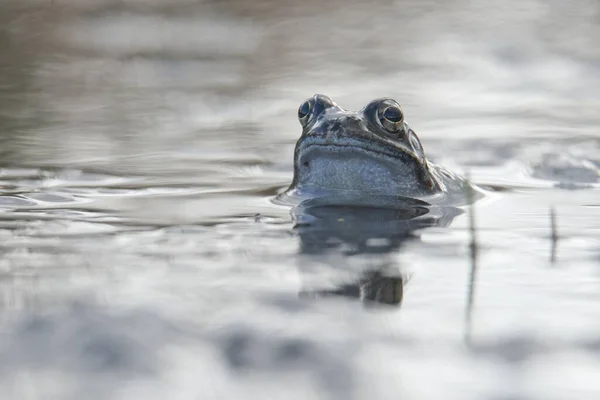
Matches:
[[377, 103, 404, 134], [298, 99, 313, 125], [297, 94, 338, 128]]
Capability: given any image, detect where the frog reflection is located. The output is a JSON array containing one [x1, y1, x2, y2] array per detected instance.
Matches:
[[292, 196, 463, 307]]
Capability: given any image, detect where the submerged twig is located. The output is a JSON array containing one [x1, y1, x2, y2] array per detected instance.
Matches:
[[549, 206, 558, 264], [464, 171, 479, 345]]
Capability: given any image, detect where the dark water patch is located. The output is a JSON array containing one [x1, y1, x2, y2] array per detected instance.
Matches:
[[219, 327, 356, 397], [0, 303, 197, 399], [530, 153, 600, 184], [0, 195, 38, 207]]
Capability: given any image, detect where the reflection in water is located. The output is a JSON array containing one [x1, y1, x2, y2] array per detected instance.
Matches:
[[549, 206, 559, 264], [292, 197, 463, 307], [464, 179, 479, 343], [300, 270, 405, 307]]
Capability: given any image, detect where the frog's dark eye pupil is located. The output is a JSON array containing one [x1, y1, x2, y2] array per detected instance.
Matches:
[[383, 107, 402, 123], [377, 103, 404, 134], [298, 101, 312, 120]]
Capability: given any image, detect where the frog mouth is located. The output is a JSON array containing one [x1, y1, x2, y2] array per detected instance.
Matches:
[[299, 142, 412, 163], [294, 139, 425, 194], [296, 136, 419, 172]]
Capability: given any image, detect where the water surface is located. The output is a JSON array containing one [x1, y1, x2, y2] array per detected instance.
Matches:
[[0, 1, 599, 399]]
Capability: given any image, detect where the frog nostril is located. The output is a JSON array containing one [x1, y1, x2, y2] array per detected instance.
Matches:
[[303, 161, 310, 168]]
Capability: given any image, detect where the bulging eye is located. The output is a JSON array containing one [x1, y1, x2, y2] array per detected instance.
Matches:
[[298, 94, 338, 127], [377, 102, 404, 134], [298, 99, 314, 127]]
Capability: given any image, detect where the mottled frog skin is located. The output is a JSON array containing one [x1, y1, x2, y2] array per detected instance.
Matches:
[[277, 94, 479, 206]]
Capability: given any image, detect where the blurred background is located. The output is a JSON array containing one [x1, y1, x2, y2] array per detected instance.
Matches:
[[0, 0, 599, 399]]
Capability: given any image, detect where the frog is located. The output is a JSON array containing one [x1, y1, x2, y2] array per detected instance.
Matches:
[[276, 94, 480, 206]]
